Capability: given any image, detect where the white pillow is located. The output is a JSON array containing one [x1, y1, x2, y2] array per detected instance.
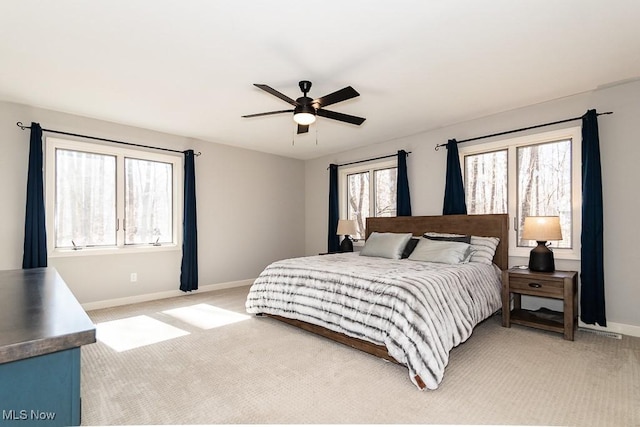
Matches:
[[360, 232, 413, 259], [408, 238, 472, 264], [423, 232, 500, 265]]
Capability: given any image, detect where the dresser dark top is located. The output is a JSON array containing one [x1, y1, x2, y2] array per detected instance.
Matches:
[[0, 267, 96, 364]]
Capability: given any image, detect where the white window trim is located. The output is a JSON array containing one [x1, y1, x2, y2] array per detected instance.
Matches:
[[459, 126, 582, 261], [338, 158, 398, 240], [45, 137, 183, 257]]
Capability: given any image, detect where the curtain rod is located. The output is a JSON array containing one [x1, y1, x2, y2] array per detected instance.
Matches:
[[327, 151, 411, 170], [434, 111, 613, 151], [16, 122, 201, 156]]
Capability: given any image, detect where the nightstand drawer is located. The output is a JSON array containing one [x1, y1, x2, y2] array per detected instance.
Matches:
[[508, 276, 563, 298]]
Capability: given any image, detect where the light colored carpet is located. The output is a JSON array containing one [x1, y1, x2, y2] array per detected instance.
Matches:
[[81, 286, 640, 426]]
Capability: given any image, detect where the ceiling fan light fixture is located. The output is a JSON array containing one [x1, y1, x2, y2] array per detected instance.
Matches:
[[293, 103, 316, 125], [293, 112, 316, 125]]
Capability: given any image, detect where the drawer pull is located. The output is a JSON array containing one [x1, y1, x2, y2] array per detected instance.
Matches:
[[528, 282, 542, 288]]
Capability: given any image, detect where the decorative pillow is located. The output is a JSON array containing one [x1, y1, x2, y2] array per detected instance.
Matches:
[[360, 232, 413, 259], [408, 238, 472, 264], [401, 237, 420, 259], [469, 235, 500, 265], [423, 232, 500, 265]]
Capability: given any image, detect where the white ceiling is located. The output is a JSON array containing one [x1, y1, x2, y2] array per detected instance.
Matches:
[[2, 1, 640, 160]]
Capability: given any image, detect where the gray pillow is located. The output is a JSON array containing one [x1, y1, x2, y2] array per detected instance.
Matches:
[[423, 232, 500, 265], [360, 232, 413, 259], [408, 238, 472, 264]]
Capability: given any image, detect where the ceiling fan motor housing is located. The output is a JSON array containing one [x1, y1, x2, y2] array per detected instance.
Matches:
[[295, 97, 315, 114]]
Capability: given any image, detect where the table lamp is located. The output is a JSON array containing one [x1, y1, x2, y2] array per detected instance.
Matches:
[[336, 220, 357, 252], [522, 216, 563, 272]]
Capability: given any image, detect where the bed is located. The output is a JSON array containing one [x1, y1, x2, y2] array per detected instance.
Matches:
[[245, 214, 509, 390]]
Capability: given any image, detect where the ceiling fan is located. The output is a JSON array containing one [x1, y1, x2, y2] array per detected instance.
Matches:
[[242, 80, 366, 134]]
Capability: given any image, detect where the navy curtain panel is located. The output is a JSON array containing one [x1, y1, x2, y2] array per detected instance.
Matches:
[[442, 139, 467, 215], [580, 110, 606, 326], [396, 150, 412, 216], [22, 122, 48, 269], [180, 150, 198, 292], [327, 164, 340, 253]]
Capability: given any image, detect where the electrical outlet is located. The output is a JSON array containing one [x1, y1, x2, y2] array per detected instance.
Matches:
[[130, 273, 137, 282]]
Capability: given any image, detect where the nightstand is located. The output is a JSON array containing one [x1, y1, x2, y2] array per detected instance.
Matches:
[[502, 268, 578, 340]]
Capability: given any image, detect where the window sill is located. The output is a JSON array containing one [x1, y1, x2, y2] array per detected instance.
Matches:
[[48, 244, 181, 258]]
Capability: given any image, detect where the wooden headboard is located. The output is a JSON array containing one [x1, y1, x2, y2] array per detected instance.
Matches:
[[365, 214, 509, 270]]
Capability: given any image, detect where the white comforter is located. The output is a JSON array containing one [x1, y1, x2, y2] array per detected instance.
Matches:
[[245, 252, 502, 390]]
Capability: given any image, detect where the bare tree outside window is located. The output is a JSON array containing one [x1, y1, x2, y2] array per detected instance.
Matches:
[[346, 166, 398, 240], [375, 168, 397, 217], [464, 139, 573, 249], [48, 140, 180, 251], [517, 139, 572, 248], [55, 149, 116, 248], [124, 158, 173, 245], [465, 150, 508, 214], [347, 172, 369, 239]]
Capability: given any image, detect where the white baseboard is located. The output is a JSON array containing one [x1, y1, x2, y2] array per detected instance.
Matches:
[[579, 320, 640, 338], [81, 278, 254, 311]]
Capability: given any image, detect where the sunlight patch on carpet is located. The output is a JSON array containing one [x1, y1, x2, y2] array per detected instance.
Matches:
[[162, 303, 250, 329], [96, 315, 190, 352]]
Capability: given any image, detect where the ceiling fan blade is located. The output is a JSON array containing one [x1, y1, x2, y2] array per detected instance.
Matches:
[[317, 109, 366, 125], [314, 86, 360, 108], [254, 84, 298, 106], [297, 124, 309, 134], [242, 109, 293, 118]]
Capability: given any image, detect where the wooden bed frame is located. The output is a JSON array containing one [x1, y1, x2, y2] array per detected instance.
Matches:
[[266, 214, 509, 389]]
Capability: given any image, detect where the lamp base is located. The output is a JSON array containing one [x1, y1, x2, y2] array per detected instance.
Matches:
[[528, 241, 555, 272], [339, 236, 353, 253]]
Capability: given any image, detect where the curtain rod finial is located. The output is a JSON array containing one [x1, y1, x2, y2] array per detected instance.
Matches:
[[16, 121, 27, 130]]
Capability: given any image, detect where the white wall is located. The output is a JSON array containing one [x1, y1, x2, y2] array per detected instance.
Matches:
[[0, 100, 305, 305], [305, 80, 640, 332]]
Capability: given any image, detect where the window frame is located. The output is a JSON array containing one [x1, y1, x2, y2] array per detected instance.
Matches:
[[45, 137, 183, 257], [459, 126, 582, 260], [339, 158, 398, 240]]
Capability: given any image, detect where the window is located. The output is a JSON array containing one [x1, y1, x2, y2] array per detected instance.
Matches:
[[339, 159, 397, 239], [124, 158, 174, 245], [46, 137, 182, 254], [460, 127, 581, 259]]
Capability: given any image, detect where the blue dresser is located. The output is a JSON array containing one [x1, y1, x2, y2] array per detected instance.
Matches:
[[0, 268, 96, 426]]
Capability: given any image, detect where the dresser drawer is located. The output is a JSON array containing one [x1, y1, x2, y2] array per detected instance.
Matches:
[[508, 276, 564, 298]]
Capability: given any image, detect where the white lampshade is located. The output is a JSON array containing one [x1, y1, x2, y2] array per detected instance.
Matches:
[[522, 216, 563, 241], [293, 112, 316, 125], [336, 219, 357, 236]]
